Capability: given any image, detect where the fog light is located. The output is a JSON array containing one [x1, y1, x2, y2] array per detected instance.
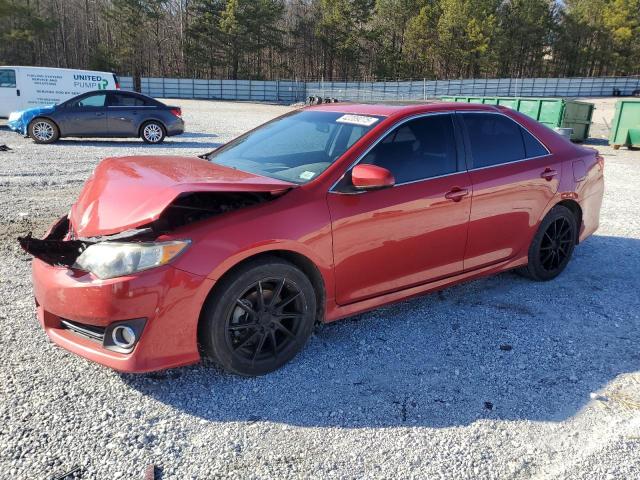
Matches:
[[103, 318, 146, 353], [112, 325, 136, 349]]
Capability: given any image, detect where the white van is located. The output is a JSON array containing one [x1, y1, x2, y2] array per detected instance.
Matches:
[[0, 66, 119, 118]]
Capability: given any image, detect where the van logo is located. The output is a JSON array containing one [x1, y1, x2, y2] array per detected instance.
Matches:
[[72, 74, 108, 90]]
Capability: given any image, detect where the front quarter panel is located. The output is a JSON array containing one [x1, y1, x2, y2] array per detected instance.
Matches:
[[164, 189, 335, 299]]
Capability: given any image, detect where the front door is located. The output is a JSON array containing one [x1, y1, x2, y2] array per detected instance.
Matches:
[[328, 113, 472, 305], [0, 68, 20, 117], [56, 92, 108, 136], [459, 112, 561, 270]]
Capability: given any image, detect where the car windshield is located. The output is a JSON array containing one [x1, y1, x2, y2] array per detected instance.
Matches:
[[206, 110, 383, 184]]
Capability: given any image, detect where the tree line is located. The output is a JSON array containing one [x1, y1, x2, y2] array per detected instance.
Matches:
[[1, 0, 638, 81]]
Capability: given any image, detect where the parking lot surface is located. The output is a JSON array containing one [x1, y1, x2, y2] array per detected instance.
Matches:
[[0, 99, 638, 479]]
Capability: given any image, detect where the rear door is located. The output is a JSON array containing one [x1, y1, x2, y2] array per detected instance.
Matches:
[[328, 113, 472, 305], [107, 92, 148, 136], [56, 92, 108, 136], [459, 111, 561, 270], [0, 68, 19, 117]]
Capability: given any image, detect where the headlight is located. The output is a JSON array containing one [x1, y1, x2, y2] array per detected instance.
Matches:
[[74, 240, 190, 279]]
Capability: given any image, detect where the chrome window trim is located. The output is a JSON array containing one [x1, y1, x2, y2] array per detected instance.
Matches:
[[467, 151, 553, 172], [329, 111, 459, 194]]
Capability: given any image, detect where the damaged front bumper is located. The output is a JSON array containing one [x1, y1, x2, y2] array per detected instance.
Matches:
[[24, 217, 215, 373], [18, 215, 154, 268], [8, 105, 56, 136]]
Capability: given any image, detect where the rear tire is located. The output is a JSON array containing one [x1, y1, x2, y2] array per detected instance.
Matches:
[[28, 118, 59, 144], [200, 257, 317, 376], [518, 205, 578, 281], [140, 121, 166, 144]]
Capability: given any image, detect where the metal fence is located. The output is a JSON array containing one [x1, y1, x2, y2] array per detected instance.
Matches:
[[119, 76, 640, 103], [119, 76, 304, 103], [307, 77, 640, 101]]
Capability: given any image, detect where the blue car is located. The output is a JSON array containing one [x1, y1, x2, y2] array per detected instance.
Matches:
[[8, 90, 185, 144]]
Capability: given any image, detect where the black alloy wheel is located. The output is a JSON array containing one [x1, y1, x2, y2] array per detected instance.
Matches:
[[200, 257, 317, 376], [519, 205, 578, 281], [539, 216, 574, 272], [227, 278, 305, 364]]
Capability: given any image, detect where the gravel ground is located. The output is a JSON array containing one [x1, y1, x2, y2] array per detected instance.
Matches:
[[0, 98, 639, 479]]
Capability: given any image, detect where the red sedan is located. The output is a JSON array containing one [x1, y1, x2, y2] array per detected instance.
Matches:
[[21, 102, 604, 376]]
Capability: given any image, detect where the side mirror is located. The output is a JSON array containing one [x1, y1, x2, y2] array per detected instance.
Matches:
[[351, 164, 395, 190]]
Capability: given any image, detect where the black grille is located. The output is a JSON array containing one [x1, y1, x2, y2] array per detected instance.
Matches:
[[60, 319, 105, 342]]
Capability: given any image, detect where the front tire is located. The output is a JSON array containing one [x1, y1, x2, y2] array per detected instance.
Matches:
[[28, 118, 59, 144], [200, 257, 317, 376], [140, 121, 166, 144], [519, 205, 578, 281]]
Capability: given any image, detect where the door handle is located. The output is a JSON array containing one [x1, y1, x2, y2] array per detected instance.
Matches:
[[95, 112, 105, 116], [540, 168, 558, 181], [444, 187, 469, 202], [16, 89, 20, 96]]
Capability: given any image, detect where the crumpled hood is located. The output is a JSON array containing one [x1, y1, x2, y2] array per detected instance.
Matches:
[[7, 105, 57, 135], [70, 155, 296, 238]]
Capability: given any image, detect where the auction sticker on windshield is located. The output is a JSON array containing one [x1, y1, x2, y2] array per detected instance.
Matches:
[[336, 114, 379, 127]]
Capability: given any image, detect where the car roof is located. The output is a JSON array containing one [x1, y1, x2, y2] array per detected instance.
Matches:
[[306, 101, 502, 117]]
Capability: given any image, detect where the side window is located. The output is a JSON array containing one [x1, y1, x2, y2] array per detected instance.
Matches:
[[462, 113, 525, 168], [74, 94, 107, 108], [110, 94, 146, 106], [361, 114, 457, 183], [0, 69, 16, 88], [521, 127, 549, 157]]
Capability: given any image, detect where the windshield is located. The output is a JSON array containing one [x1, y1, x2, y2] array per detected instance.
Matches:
[[206, 110, 383, 183]]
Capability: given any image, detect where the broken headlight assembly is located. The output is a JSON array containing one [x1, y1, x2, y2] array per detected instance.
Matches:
[[74, 240, 190, 279]]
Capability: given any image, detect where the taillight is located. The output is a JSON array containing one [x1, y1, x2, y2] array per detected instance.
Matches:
[[115, 82, 121, 90], [170, 108, 182, 118]]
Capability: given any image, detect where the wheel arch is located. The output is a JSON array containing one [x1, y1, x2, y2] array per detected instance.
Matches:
[[555, 199, 583, 244], [196, 249, 327, 345], [29, 116, 61, 136], [138, 118, 167, 137]]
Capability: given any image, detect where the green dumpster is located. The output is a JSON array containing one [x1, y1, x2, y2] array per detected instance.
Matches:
[[439, 96, 594, 142], [496, 98, 519, 110], [609, 100, 640, 149]]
